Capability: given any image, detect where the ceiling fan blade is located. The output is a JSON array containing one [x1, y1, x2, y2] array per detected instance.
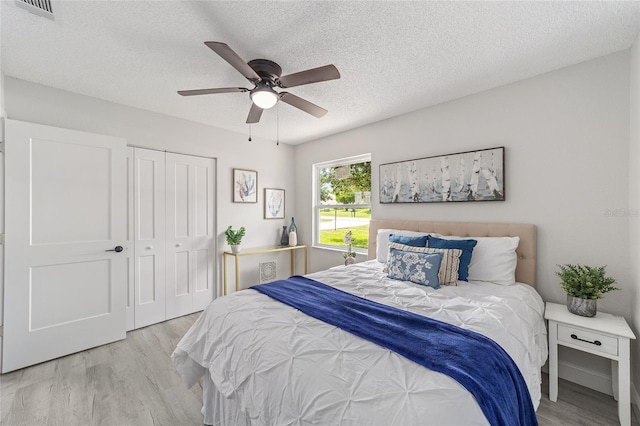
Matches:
[[246, 103, 264, 124], [177, 87, 248, 96], [278, 64, 340, 89], [279, 92, 328, 118], [204, 41, 260, 82]]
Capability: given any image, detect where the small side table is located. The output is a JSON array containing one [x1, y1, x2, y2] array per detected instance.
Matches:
[[545, 302, 636, 426]]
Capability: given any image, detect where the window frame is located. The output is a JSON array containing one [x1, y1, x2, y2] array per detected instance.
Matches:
[[312, 153, 372, 254]]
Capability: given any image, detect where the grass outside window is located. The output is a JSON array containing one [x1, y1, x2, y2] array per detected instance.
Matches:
[[318, 207, 370, 250]]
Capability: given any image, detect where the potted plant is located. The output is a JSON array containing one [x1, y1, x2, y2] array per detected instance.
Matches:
[[225, 226, 245, 253], [556, 264, 619, 317]]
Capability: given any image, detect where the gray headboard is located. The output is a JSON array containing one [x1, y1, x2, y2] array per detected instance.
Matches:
[[368, 219, 537, 287]]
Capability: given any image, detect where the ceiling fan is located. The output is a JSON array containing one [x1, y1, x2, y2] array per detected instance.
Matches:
[[178, 41, 340, 124]]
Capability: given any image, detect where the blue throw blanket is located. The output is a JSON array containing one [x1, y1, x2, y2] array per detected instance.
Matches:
[[251, 276, 537, 426]]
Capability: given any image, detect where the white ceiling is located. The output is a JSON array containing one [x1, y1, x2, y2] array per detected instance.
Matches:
[[2, 1, 640, 145]]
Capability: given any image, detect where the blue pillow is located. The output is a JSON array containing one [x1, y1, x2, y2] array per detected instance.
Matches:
[[389, 233, 429, 247], [387, 248, 443, 289], [426, 236, 477, 281]]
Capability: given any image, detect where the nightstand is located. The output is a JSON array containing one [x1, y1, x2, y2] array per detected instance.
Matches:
[[545, 302, 636, 426]]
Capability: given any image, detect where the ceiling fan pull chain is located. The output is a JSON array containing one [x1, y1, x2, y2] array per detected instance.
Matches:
[[248, 124, 252, 142], [276, 103, 280, 146]]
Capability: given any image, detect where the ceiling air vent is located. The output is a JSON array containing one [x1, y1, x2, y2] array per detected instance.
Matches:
[[14, 0, 54, 20]]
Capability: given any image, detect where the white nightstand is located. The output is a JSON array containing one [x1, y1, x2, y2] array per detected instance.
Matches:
[[545, 302, 636, 426]]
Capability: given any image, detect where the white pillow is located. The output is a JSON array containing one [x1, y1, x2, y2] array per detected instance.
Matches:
[[438, 236, 520, 285], [376, 229, 438, 263]]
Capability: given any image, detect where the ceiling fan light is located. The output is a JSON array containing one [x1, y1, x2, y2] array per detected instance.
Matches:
[[251, 87, 278, 109]]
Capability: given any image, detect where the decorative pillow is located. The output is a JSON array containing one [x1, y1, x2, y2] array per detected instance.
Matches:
[[389, 233, 429, 247], [387, 248, 443, 289], [441, 236, 520, 285], [385, 242, 462, 286], [426, 236, 477, 281], [376, 229, 439, 263]]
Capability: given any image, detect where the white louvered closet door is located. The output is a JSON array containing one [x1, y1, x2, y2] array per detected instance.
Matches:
[[165, 153, 215, 319], [133, 148, 166, 329]]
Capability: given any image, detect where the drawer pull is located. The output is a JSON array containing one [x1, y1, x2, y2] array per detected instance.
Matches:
[[571, 334, 602, 346]]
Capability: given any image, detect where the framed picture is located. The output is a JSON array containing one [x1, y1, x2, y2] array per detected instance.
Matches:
[[379, 147, 505, 204], [233, 168, 258, 203], [264, 188, 285, 219]]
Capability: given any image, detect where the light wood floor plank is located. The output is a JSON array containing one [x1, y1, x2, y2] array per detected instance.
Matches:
[[1, 312, 637, 426]]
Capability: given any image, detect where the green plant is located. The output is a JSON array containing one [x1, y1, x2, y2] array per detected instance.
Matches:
[[225, 226, 245, 245], [556, 264, 619, 300]]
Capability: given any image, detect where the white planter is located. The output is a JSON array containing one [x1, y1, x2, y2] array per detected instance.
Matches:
[[231, 244, 241, 254]]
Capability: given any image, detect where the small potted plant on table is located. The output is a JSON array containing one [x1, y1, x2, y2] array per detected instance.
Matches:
[[225, 226, 245, 254], [556, 264, 618, 317]]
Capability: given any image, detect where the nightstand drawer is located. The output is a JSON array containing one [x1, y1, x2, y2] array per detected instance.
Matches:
[[557, 324, 618, 356]]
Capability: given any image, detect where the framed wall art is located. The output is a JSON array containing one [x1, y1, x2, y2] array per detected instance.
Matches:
[[379, 147, 505, 204], [233, 168, 258, 203], [264, 188, 285, 219]]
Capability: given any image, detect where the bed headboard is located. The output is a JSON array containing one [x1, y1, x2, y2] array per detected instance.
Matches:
[[368, 219, 537, 287]]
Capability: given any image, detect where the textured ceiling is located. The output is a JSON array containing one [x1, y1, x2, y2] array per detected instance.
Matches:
[[2, 1, 640, 145]]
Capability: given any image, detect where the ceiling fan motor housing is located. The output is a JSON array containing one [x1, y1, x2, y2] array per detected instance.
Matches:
[[248, 59, 283, 84]]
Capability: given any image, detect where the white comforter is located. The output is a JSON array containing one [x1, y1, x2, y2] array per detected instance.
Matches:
[[173, 260, 547, 426]]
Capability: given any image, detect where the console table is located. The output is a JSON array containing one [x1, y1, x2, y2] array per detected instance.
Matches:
[[223, 245, 308, 295]]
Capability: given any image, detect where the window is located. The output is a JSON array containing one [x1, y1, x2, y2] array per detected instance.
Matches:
[[313, 154, 371, 253]]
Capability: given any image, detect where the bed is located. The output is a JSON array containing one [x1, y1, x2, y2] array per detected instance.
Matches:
[[172, 219, 548, 425]]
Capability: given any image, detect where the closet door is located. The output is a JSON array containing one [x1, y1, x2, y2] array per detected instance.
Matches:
[[125, 147, 135, 331], [134, 148, 166, 328], [191, 156, 216, 311], [165, 153, 215, 319]]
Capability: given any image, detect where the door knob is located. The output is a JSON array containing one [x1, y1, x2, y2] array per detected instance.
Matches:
[[105, 246, 124, 253]]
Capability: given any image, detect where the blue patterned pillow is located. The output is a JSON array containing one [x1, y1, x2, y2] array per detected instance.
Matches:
[[427, 236, 477, 281], [387, 248, 443, 289], [389, 233, 429, 247]]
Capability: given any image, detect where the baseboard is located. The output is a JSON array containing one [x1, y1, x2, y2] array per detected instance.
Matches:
[[557, 359, 614, 396], [632, 381, 640, 423], [547, 358, 639, 421]]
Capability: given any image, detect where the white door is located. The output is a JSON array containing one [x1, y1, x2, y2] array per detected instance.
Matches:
[[165, 153, 215, 319], [125, 147, 135, 331], [133, 148, 166, 328], [3, 119, 127, 373]]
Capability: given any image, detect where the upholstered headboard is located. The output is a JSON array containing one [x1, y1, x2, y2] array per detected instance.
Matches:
[[368, 219, 537, 287]]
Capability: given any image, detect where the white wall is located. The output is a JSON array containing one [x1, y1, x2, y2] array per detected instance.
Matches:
[[295, 51, 633, 391], [3, 77, 297, 295], [628, 33, 640, 415]]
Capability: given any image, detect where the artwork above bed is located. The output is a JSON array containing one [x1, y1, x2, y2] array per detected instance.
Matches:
[[379, 146, 504, 203]]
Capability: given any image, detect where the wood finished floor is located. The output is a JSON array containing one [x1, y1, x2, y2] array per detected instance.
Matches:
[[1, 312, 637, 426]]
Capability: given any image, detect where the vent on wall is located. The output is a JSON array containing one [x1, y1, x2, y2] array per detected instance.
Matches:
[[259, 261, 277, 283], [14, 0, 54, 20]]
